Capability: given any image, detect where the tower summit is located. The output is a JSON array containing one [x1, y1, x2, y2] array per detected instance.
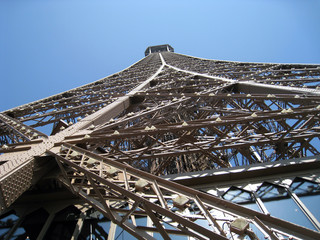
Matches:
[[1, 46, 320, 239], [144, 44, 174, 56]]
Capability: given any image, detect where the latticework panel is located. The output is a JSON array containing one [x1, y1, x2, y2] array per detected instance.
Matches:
[[162, 52, 320, 88], [63, 57, 320, 175], [49, 143, 320, 240], [1, 50, 320, 239], [0, 113, 47, 147], [1, 53, 162, 131]]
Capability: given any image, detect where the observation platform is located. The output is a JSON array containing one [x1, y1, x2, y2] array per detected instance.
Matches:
[[145, 44, 174, 56]]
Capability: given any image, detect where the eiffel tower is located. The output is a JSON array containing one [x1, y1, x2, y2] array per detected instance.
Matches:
[[1, 44, 320, 239]]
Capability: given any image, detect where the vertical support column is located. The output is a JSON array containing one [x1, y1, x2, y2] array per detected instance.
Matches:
[[36, 212, 55, 240], [107, 222, 117, 240], [71, 208, 88, 240], [147, 216, 154, 237]]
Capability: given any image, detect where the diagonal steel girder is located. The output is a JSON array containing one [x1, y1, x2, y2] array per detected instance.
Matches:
[[63, 104, 320, 170], [48, 143, 320, 240], [0, 51, 320, 239], [0, 58, 165, 212]]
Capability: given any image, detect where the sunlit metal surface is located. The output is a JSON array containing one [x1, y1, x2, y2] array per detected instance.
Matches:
[[1, 47, 320, 239]]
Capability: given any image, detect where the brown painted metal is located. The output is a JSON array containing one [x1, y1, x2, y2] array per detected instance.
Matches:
[[1, 49, 320, 239], [48, 143, 320, 239]]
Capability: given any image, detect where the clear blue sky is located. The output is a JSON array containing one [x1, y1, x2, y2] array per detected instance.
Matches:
[[1, 0, 320, 112]]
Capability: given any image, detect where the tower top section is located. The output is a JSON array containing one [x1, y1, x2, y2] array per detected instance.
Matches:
[[145, 44, 174, 56]]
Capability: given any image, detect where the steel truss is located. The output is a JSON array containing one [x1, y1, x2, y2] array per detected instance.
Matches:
[[1, 49, 320, 239]]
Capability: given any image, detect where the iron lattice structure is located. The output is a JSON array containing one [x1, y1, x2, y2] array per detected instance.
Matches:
[[1, 46, 320, 239]]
